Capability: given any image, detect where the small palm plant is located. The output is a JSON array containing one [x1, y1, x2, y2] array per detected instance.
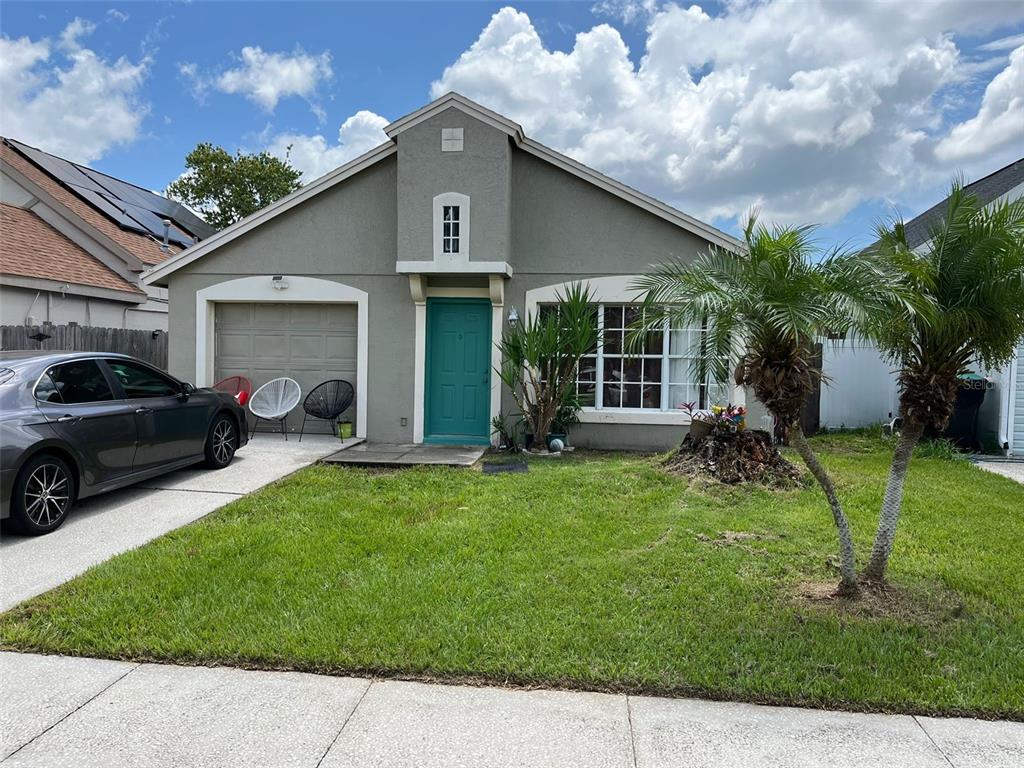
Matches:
[[497, 283, 599, 451], [633, 216, 908, 596], [863, 181, 1024, 582]]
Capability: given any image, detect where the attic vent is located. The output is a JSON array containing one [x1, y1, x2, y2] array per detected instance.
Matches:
[[441, 128, 464, 152]]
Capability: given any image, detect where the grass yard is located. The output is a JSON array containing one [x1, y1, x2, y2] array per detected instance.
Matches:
[[2, 435, 1022, 719]]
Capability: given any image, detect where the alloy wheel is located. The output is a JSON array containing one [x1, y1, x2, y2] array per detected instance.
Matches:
[[23, 463, 70, 527], [212, 420, 235, 465]]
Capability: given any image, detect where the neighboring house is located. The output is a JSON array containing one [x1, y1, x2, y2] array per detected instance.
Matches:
[[144, 92, 745, 446], [0, 137, 214, 332], [818, 156, 1024, 455]]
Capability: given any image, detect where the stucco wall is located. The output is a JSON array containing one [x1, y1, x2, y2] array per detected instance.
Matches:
[[162, 119, 747, 449], [165, 156, 416, 443], [511, 151, 711, 275], [396, 108, 511, 265]]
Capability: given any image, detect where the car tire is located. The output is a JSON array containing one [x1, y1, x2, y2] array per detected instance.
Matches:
[[10, 453, 74, 535], [204, 414, 237, 469]]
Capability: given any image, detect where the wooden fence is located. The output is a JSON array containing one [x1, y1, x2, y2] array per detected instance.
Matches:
[[0, 324, 168, 368]]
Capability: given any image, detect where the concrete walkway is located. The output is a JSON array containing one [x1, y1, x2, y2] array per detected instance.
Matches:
[[1, 652, 1020, 767], [973, 458, 1024, 485], [321, 441, 486, 466], [0, 435, 343, 611]]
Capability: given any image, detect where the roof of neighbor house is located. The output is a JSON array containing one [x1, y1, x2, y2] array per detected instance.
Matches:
[[0, 203, 143, 296], [1, 137, 215, 266], [903, 156, 1024, 249], [144, 92, 744, 285]]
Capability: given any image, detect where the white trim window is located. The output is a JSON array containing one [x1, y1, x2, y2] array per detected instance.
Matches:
[[442, 205, 461, 254], [542, 302, 727, 412], [432, 192, 470, 262]]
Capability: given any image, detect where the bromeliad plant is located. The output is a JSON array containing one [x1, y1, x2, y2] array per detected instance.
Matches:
[[862, 180, 1024, 583], [632, 216, 916, 596], [497, 283, 599, 452]]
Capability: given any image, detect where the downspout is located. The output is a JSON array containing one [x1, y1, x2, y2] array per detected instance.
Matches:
[[1001, 354, 1019, 455]]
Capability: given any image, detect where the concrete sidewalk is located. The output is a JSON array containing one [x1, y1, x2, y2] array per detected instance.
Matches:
[[0, 435, 343, 612], [2, 652, 1020, 767]]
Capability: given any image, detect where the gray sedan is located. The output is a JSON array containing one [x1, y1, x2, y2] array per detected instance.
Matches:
[[0, 351, 248, 535]]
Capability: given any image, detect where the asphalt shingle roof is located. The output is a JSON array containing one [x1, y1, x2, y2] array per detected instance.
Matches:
[[0, 203, 144, 295], [1, 140, 184, 266], [903, 157, 1024, 249]]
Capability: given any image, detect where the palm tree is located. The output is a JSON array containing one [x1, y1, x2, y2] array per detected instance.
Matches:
[[862, 181, 1024, 582], [633, 216, 907, 596]]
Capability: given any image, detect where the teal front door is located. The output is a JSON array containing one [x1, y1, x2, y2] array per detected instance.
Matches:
[[425, 298, 491, 444]]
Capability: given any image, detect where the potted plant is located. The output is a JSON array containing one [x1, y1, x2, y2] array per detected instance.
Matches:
[[497, 283, 599, 454], [681, 401, 716, 440]]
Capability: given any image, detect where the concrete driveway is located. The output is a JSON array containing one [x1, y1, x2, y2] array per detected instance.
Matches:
[[0, 434, 344, 612]]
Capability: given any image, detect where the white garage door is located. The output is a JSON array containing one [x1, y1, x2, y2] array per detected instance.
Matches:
[[215, 302, 357, 434]]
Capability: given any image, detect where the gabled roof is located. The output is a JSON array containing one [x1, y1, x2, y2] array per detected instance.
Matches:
[[144, 92, 742, 285], [385, 92, 526, 143], [0, 203, 144, 298], [142, 141, 399, 286], [904, 156, 1024, 249], [2, 138, 213, 266]]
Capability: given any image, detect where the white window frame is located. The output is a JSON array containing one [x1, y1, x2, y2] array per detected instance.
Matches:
[[432, 192, 470, 265], [442, 205, 461, 254], [525, 276, 742, 426]]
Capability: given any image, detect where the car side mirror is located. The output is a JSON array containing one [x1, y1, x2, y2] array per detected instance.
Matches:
[[179, 382, 195, 400]]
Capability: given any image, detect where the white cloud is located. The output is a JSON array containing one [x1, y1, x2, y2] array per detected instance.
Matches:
[[591, 0, 660, 25], [182, 46, 332, 114], [265, 110, 390, 181], [106, 9, 129, 24], [979, 32, 1024, 51], [0, 19, 149, 164], [432, 3, 1024, 227], [936, 45, 1024, 162]]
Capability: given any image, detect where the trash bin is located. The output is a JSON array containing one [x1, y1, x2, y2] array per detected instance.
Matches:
[[940, 373, 993, 451]]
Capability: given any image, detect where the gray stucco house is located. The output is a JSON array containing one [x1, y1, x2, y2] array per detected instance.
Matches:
[[144, 93, 745, 448]]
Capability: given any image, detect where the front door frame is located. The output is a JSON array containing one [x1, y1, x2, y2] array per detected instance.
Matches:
[[423, 297, 492, 445], [409, 275, 503, 445]]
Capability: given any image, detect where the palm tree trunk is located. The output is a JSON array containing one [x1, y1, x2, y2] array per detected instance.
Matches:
[[789, 425, 859, 596], [863, 423, 925, 583]]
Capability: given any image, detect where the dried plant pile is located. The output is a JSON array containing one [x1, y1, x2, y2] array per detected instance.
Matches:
[[663, 429, 802, 486]]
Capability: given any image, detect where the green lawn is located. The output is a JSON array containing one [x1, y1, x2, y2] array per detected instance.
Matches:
[[2, 436, 1022, 718]]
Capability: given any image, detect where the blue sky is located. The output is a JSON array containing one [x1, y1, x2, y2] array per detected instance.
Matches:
[[2, 1, 1022, 248]]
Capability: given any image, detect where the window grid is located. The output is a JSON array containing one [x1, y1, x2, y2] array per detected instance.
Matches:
[[542, 302, 726, 413], [442, 205, 460, 254]]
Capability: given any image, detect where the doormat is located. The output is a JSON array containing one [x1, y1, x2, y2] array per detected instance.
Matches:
[[482, 461, 529, 474]]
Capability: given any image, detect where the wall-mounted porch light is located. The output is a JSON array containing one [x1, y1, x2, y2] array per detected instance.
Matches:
[[507, 307, 520, 327]]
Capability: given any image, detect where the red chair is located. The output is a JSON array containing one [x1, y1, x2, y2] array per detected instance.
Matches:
[[212, 376, 253, 407]]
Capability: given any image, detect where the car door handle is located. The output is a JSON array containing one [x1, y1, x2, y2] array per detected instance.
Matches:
[[56, 415, 80, 423], [135, 407, 153, 415]]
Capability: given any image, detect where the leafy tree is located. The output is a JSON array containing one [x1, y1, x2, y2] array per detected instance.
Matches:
[[863, 181, 1024, 582], [497, 283, 599, 451], [634, 217, 910, 596], [166, 143, 303, 230]]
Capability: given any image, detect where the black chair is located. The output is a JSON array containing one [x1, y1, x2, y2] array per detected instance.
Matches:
[[299, 379, 355, 441]]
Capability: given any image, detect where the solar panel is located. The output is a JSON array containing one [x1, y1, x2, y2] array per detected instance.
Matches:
[[63, 184, 142, 230], [6, 138, 215, 244], [119, 199, 194, 247], [9, 140, 110, 195]]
